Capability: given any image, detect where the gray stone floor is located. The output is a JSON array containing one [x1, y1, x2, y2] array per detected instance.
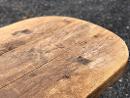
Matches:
[[0, 0, 130, 98]]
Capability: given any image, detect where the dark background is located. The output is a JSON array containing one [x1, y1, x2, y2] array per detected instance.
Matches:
[[0, 0, 130, 98]]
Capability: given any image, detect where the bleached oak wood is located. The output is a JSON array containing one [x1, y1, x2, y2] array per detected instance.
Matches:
[[0, 16, 129, 98]]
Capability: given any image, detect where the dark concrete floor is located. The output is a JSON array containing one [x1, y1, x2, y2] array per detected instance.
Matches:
[[0, 0, 130, 98]]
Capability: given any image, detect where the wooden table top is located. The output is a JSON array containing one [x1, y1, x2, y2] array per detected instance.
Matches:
[[0, 16, 129, 98]]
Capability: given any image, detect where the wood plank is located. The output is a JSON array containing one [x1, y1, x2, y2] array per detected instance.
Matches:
[[0, 16, 129, 98]]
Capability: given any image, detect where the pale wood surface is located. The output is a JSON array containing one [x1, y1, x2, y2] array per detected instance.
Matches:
[[0, 16, 129, 98]]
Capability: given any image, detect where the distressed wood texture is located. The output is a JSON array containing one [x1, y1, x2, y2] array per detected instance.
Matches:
[[0, 16, 129, 98]]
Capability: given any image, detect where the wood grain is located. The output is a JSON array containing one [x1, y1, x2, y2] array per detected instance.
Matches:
[[0, 16, 129, 98]]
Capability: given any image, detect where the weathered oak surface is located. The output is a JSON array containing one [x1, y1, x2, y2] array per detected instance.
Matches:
[[0, 16, 129, 98]]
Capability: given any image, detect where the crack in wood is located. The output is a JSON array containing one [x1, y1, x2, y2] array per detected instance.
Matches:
[[0, 40, 26, 56], [76, 56, 91, 65], [12, 29, 32, 35]]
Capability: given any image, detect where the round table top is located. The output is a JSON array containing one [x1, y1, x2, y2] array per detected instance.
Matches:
[[0, 16, 129, 98]]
